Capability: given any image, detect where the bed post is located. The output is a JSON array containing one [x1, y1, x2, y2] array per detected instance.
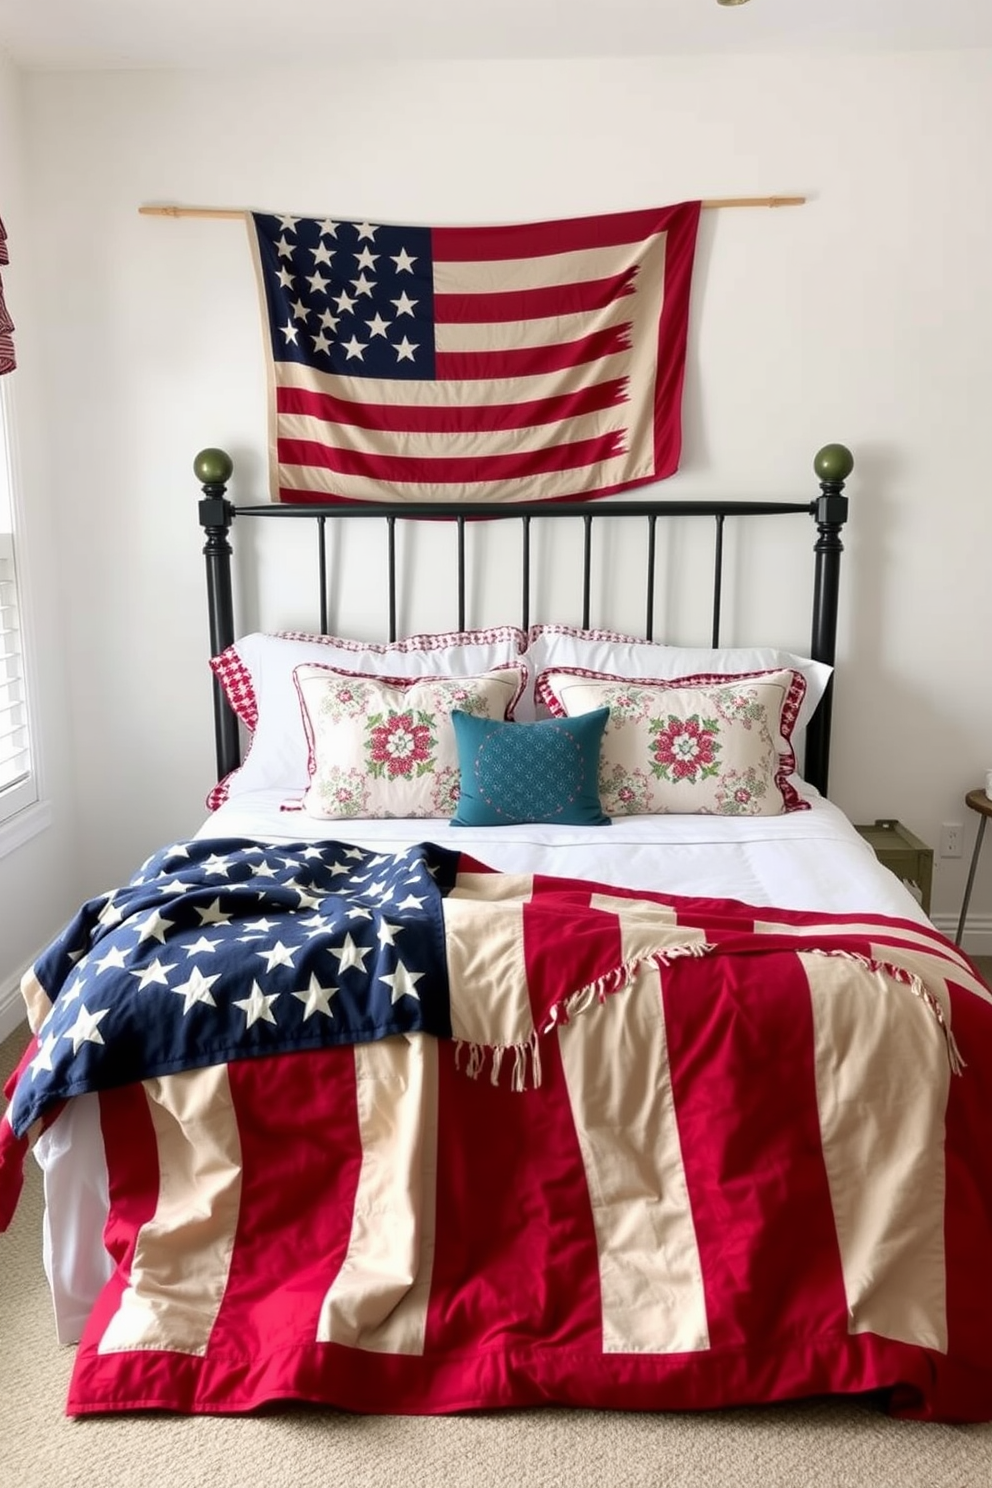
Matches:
[[194, 447, 240, 782], [804, 443, 853, 798]]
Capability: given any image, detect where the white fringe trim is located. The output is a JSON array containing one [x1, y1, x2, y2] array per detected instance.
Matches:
[[452, 941, 966, 1091], [807, 949, 966, 1076]]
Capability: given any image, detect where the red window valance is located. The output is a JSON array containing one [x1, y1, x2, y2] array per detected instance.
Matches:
[[0, 215, 15, 375]]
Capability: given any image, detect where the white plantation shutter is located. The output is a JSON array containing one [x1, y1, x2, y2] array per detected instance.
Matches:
[[0, 530, 30, 798], [0, 376, 36, 827]]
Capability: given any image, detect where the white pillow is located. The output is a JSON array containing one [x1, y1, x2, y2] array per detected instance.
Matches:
[[538, 666, 808, 816], [293, 664, 526, 820], [518, 624, 831, 733], [207, 626, 526, 807]]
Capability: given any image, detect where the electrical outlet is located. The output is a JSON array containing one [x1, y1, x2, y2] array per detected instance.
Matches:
[[940, 822, 963, 858]]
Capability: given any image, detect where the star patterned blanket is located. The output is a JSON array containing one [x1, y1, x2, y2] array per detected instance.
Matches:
[[3, 838, 992, 1422]]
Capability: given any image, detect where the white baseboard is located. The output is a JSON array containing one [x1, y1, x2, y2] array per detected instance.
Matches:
[[931, 913, 992, 958], [0, 970, 27, 1044]]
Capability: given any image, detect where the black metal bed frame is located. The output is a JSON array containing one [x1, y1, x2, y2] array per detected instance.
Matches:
[[195, 445, 853, 798]]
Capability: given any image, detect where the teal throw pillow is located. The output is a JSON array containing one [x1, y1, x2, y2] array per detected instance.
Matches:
[[449, 708, 611, 827]]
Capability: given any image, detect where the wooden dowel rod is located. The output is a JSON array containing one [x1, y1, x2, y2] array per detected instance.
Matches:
[[138, 195, 805, 221]]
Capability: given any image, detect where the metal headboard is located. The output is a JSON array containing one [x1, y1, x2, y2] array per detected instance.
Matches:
[[194, 444, 853, 797]]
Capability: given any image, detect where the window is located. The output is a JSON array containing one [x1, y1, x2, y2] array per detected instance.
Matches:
[[0, 379, 36, 825]]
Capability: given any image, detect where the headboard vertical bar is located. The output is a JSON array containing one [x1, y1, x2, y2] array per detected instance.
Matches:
[[521, 514, 531, 633], [711, 514, 725, 647], [194, 451, 240, 782], [456, 516, 467, 632], [645, 513, 657, 640], [386, 516, 397, 642], [804, 448, 853, 796], [317, 515, 328, 635], [582, 514, 593, 630]]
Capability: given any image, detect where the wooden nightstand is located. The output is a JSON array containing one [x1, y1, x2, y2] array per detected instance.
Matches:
[[853, 818, 933, 915]]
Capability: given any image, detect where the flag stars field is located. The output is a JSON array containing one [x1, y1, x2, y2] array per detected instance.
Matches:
[[8, 838, 459, 1134]]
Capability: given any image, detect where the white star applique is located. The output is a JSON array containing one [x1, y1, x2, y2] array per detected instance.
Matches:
[[184, 936, 218, 957], [300, 846, 326, 861], [292, 888, 325, 911], [343, 847, 366, 861], [281, 321, 299, 345], [129, 958, 177, 990], [196, 899, 233, 927], [93, 944, 129, 975], [329, 934, 373, 973], [346, 905, 373, 921], [391, 247, 416, 274], [172, 967, 221, 1015], [293, 975, 338, 1021], [342, 336, 367, 360], [396, 893, 426, 912], [200, 853, 234, 877], [156, 878, 190, 897], [30, 1031, 59, 1077], [62, 1004, 110, 1054], [355, 221, 378, 241], [256, 941, 297, 973], [251, 860, 279, 879], [98, 900, 125, 930], [380, 961, 424, 1005], [233, 980, 281, 1029], [395, 337, 418, 363], [316, 218, 339, 239], [277, 215, 300, 232], [390, 291, 417, 317], [133, 910, 175, 946], [376, 920, 402, 948], [311, 240, 335, 266], [366, 312, 390, 339]]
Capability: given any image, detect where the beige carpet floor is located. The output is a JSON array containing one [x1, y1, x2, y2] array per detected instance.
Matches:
[[3, 974, 992, 1488]]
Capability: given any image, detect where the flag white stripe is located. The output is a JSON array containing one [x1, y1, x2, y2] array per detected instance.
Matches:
[[317, 1035, 438, 1354], [557, 958, 709, 1354], [278, 408, 628, 462], [432, 241, 658, 295], [278, 358, 632, 408], [804, 952, 948, 1350], [274, 454, 652, 504], [98, 1067, 242, 1356], [434, 305, 633, 354]]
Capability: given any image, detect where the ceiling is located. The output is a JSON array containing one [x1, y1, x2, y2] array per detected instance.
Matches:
[[1, 0, 992, 70]]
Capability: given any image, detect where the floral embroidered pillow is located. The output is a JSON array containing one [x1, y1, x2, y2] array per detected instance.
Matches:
[[536, 667, 809, 816], [293, 663, 525, 819]]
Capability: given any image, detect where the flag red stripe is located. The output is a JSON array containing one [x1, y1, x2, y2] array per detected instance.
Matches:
[[276, 377, 630, 433], [433, 270, 637, 325], [76, 1085, 160, 1352], [432, 203, 695, 262], [436, 325, 632, 381], [279, 432, 626, 483], [207, 1051, 363, 1363], [662, 951, 849, 1353]]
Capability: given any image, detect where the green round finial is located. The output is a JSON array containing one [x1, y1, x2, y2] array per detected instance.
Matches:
[[193, 447, 234, 486], [813, 443, 854, 483]]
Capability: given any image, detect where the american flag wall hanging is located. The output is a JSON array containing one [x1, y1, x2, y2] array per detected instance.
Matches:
[[246, 202, 701, 505]]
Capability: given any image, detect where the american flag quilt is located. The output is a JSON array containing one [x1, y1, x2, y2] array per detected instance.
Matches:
[[2, 837, 992, 1422]]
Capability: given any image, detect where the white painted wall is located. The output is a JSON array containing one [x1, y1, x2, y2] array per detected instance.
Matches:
[[2, 49, 991, 1004], [0, 50, 80, 1037]]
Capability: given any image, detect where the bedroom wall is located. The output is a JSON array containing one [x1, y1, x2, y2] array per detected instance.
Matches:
[[0, 50, 80, 1037], [5, 48, 992, 969]]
